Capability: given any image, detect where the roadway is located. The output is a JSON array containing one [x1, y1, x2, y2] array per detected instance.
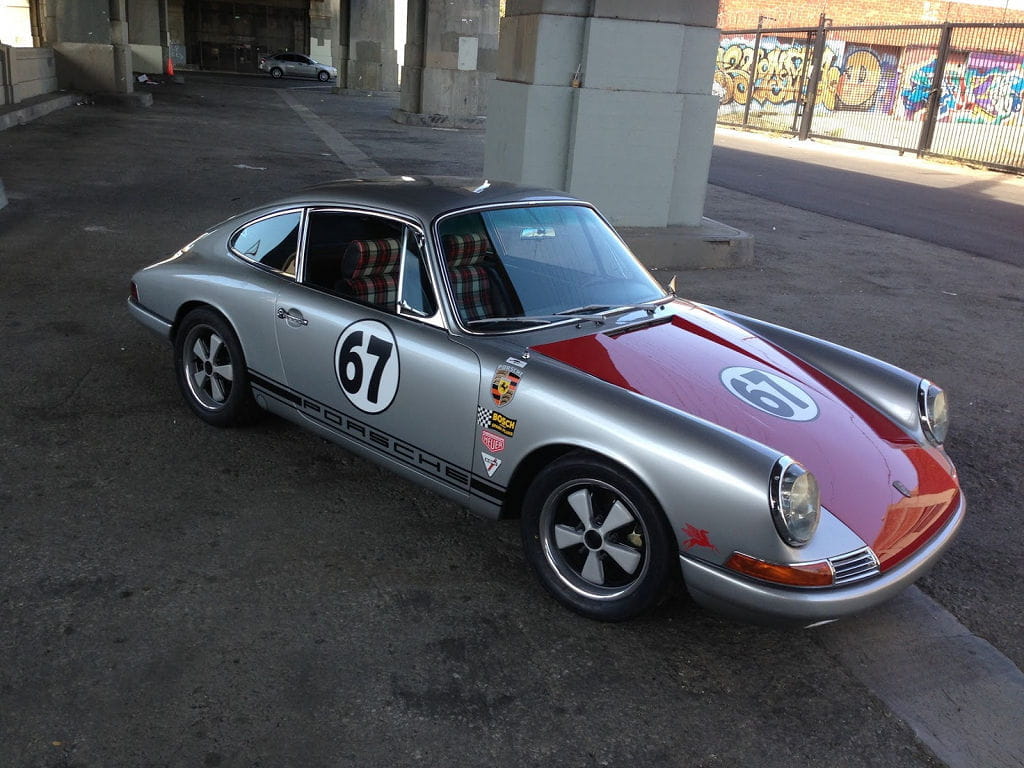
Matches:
[[709, 128, 1024, 267]]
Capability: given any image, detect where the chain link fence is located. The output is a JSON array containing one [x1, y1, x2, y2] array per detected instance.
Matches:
[[715, 20, 1024, 173]]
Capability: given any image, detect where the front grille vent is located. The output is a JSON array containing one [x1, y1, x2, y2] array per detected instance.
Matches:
[[830, 547, 880, 585]]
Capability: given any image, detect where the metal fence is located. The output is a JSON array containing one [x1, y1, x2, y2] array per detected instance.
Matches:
[[715, 20, 1024, 173]]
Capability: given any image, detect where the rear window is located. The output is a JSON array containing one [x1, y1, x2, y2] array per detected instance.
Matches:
[[230, 211, 300, 277]]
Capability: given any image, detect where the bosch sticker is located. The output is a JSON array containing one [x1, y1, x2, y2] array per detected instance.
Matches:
[[481, 453, 502, 477], [491, 365, 521, 407], [335, 320, 400, 414], [481, 430, 505, 453], [720, 366, 818, 422], [477, 407, 517, 437]]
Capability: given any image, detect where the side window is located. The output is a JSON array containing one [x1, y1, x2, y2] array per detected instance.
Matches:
[[230, 212, 300, 277], [304, 211, 404, 311], [399, 233, 437, 317]]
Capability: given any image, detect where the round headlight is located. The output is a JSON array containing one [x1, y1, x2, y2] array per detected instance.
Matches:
[[919, 380, 949, 445], [770, 459, 821, 547]]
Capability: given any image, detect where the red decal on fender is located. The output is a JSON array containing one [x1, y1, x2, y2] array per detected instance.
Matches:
[[682, 524, 718, 552]]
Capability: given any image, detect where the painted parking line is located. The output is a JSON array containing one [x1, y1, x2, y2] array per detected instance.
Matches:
[[276, 89, 388, 178], [817, 587, 1024, 768]]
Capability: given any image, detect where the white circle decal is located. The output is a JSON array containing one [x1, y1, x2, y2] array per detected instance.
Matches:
[[720, 366, 818, 421], [335, 320, 400, 413]]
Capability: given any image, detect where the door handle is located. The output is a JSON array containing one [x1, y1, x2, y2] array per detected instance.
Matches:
[[277, 307, 308, 326]]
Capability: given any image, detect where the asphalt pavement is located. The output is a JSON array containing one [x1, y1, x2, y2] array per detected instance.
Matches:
[[1, 72, 1021, 768]]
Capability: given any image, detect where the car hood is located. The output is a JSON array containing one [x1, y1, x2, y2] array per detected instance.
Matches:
[[530, 305, 959, 568]]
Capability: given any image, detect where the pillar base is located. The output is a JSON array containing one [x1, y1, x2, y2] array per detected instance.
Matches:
[[619, 218, 754, 272]]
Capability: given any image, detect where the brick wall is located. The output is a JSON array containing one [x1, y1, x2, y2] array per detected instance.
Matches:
[[718, 0, 1024, 30]]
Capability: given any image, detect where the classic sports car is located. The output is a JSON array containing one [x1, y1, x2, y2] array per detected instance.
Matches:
[[127, 177, 964, 626]]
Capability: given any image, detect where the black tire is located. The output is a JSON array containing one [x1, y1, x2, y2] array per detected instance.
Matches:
[[317, 70, 329, 82], [173, 308, 261, 428], [270, 67, 283, 79], [520, 452, 676, 621]]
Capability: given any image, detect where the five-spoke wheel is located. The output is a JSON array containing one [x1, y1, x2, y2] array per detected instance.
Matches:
[[174, 308, 260, 427], [521, 453, 675, 621]]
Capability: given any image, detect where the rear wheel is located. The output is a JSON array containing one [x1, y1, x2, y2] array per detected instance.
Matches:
[[174, 308, 260, 427], [521, 453, 676, 621], [270, 67, 283, 79]]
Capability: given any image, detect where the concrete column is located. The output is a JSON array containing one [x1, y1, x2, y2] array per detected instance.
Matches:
[[392, 0, 499, 126], [310, 0, 341, 71], [127, 0, 165, 74], [339, 0, 398, 91], [49, 0, 134, 94], [484, 0, 721, 228]]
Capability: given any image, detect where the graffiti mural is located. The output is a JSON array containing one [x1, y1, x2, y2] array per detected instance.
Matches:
[[835, 45, 900, 112], [716, 23, 1024, 170], [715, 37, 902, 114], [897, 47, 969, 121], [964, 52, 1024, 124]]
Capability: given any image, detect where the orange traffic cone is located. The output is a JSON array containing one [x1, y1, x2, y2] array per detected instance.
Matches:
[[165, 57, 174, 76]]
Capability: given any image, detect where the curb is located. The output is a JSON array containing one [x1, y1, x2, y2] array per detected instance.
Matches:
[[0, 92, 81, 132]]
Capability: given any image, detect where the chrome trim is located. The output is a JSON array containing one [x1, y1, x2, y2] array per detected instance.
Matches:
[[830, 547, 880, 585], [918, 378, 947, 445], [768, 456, 820, 548]]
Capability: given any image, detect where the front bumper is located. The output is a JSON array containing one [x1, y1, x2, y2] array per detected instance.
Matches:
[[680, 494, 965, 628]]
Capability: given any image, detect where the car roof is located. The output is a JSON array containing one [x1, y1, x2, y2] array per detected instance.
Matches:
[[269, 176, 580, 224]]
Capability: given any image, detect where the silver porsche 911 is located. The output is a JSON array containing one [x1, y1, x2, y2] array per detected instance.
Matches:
[[127, 177, 964, 626]]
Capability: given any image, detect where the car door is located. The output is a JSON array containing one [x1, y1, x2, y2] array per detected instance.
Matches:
[[293, 54, 316, 78], [272, 208, 482, 499]]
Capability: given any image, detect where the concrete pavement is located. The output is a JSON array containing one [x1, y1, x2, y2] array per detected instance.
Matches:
[[1, 72, 1021, 768]]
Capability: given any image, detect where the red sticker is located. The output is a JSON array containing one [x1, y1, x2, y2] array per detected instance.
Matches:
[[480, 430, 505, 453], [682, 524, 717, 552]]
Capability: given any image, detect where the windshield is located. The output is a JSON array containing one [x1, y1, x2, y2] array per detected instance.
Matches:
[[436, 204, 668, 331]]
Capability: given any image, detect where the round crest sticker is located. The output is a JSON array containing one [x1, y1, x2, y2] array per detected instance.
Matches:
[[335, 319, 400, 413], [720, 366, 818, 421]]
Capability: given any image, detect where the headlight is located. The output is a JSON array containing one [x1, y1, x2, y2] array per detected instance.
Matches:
[[770, 458, 820, 547], [919, 380, 949, 445]]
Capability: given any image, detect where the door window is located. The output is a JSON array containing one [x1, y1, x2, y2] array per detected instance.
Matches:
[[302, 211, 437, 319]]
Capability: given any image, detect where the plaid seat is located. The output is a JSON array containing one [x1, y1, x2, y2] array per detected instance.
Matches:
[[442, 233, 500, 322], [342, 238, 401, 309]]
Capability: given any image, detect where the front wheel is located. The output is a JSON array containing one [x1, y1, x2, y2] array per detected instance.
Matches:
[[520, 453, 677, 621], [173, 308, 260, 427], [317, 70, 329, 82]]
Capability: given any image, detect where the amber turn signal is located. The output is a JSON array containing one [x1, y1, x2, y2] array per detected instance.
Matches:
[[725, 551, 834, 587]]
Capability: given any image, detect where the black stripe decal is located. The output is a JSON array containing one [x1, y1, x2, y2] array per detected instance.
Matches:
[[249, 370, 506, 505]]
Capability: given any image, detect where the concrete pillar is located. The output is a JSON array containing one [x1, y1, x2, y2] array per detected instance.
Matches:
[[127, 0, 165, 74], [48, 0, 134, 94], [393, 0, 499, 126], [310, 0, 341, 71], [339, 0, 398, 91], [484, 0, 721, 228]]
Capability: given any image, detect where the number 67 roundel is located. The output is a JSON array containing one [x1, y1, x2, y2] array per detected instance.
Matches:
[[335, 319, 400, 413]]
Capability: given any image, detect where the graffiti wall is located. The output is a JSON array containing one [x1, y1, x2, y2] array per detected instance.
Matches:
[[716, 23, 1024, 169], [716, 36, 904, 115], [717, 35, 1023, 124], [964, 52, 1024, 124]]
